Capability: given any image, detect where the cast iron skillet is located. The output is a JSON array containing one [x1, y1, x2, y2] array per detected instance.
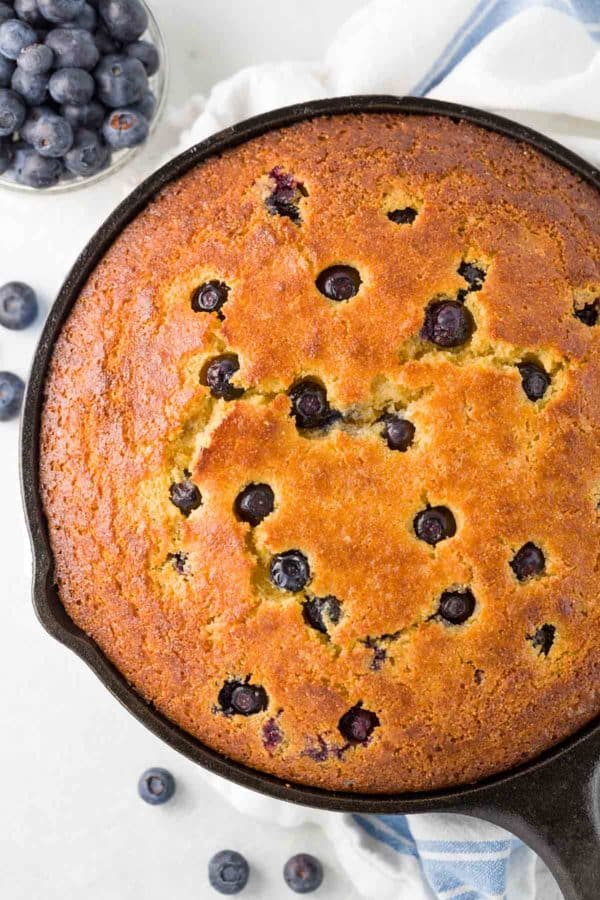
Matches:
[[21, 96, 600, 900]]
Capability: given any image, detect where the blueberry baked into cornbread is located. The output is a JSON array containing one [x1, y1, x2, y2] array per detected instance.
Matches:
[[40, 112, 600, 793]]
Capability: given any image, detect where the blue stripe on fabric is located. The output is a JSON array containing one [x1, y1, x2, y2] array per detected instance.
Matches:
[[353, 814, 418, 856], [415, 839, 512, 852], [375, 813, 415, 842], [411, 0, 597, 96], [422, 857, 509, 895]]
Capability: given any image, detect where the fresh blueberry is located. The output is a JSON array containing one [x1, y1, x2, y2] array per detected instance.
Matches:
[[265, 166, 306, 223], [64, 127, 108, 176], [133, 87, 155, 120], [74, 2, 97, 30], [218, 679, 268, 717], [191, 280, 229, 316], [0, 371, 25, 421], [338, 703, 380, 744], [518, 361, 550, 402], [20, 104, 50, 142], [17, 43, 54, 74], [45, 27, 99, 69], [201, 354, 244, 401], [11, 68, 49, 105], [458, 261, 485, 292], [283, 854, 324, 895], [0, 3, 13, 26], [0, 136, 13, 173], [93, 24, 119, 55], [527, 623, 555, 657], [0, 54, 14, 88], [14, 0, 47, 27], [169, 475, 201, 517], [387, 207, 417, 224], [29, 109, 73, 157], [0, 19, 37, 60], [102, 106, 147, 148], [234, 483, 275, 526], [13, 144, 63, 186], [208, 850, 250, 895], [98, 0, 148, 43], [0, 282, 38, 330], [289, 379, 339, 430], [137, 767, 176, 805], [125, 39, 159, 76], [316, 265, 361, 301], [95, 53, 146, 107], [422, 299, 475, 347], [510, 542, 545, 582], [381, 414, 415, 451], [270, 550, 310, 592], [414, 506, 456, 545], [49, 66, 94, 104], [438, 589, 476, 625], [38, 0, 86, 23], [0, 88, 26, 136], [60, 98, 104, 129], [303, 595, 341, 635], [574, 299, 599, 327]]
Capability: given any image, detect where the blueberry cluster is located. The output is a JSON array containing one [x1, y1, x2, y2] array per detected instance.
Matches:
[[207, 850, 323, 895], [0, 0, 160, 188], [0, 279, 38, 420]]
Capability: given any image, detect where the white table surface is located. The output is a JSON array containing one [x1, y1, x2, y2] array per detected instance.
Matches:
[[0, 2, 369, 898]]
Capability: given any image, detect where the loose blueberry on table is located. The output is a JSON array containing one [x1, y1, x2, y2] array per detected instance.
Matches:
[[283, 854, 324, 894], [137, 767, 176, 805], [0, 370, 24, 420], [208, 850, 250, 896], [0, 280, 38, 329], [0, 0, 160, 188]]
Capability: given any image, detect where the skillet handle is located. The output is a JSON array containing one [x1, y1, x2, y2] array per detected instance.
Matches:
[[465, 730, 600, 900]]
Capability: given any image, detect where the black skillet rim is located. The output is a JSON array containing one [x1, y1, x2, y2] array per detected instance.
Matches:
[[20, 94, 600, 814]]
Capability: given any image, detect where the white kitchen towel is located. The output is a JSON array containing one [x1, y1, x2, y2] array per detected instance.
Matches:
[[169, 1, 600, 898]]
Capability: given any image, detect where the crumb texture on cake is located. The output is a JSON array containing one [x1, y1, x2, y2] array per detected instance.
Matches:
[[40, 113, 600, 793]]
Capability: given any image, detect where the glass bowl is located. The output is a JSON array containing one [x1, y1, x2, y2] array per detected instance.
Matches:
[[0, 0, 168, 194]]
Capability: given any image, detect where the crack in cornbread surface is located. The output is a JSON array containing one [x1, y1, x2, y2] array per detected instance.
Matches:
[[40, 113, 600, 793]]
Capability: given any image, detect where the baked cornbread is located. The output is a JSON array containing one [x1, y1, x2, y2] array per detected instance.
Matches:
[[40, 112, 600, 794]]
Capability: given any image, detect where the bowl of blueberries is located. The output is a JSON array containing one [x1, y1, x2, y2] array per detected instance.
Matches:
[[0, 0, 166, 190]]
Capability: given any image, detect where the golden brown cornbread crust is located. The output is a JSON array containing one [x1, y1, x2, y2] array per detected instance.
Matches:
[[40, 113, 600, 793]]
